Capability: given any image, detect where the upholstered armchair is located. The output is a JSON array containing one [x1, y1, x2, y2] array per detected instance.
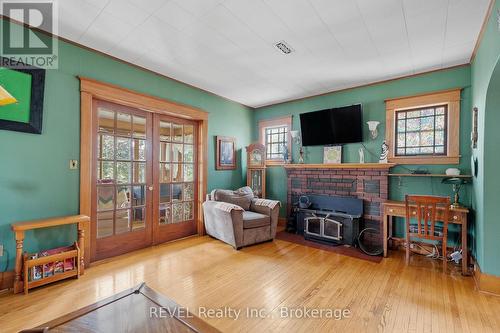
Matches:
[[203, 187, 280, 249]]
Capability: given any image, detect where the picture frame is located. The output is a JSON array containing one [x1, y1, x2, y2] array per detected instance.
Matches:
[[0, 57, 45, 134], [323, 146, 342, 164], [216, 136, 236, 170], [471, 107, 478, 149]]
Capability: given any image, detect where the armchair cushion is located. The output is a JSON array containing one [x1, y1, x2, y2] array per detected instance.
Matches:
[[242, 211, 270, 229], [210, 186, 254, 210]]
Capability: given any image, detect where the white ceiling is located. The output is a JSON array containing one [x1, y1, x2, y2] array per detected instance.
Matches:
[[50, 1, 491, 106]]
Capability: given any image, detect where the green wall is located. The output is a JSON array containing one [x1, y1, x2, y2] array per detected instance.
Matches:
[[0, 20, 253, 271], [2, 9, 499, 277], [254, 66, 473, 243], [471, 0, 500, 276]]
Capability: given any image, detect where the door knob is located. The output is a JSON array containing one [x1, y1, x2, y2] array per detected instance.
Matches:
[[148, 186, 154, 191]]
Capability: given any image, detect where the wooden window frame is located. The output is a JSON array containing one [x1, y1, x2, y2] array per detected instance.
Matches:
[[385, 89, 461, 165], [258, 116, 292, 166], [79, 77, 208, 266]]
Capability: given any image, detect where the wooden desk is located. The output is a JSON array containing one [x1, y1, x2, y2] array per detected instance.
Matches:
[[11, 215, 90, 294], [382, 201, 469, 274]]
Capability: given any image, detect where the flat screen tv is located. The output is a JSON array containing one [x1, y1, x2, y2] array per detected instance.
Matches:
[[299, 104, 363, 146]]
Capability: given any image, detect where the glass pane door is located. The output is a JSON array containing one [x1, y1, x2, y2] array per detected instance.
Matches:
[[93, 100, 153, 260], [91, 100, 198, 259], [153, 115, 197, 244]]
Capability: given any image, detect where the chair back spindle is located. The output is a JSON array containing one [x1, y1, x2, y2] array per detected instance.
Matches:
[[404, 195, 451, 272]]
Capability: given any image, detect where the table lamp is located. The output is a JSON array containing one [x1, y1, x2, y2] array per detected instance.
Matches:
[[441, 177, 467, 209]]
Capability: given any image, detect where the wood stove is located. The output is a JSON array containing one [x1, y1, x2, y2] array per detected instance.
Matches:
[[295, 195, 362, 246]]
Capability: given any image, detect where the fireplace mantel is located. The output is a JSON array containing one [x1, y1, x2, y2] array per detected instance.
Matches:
[[283, 163, 396, 170]]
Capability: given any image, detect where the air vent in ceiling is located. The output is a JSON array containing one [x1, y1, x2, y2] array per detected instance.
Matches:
[[274, 40, 294, 55]]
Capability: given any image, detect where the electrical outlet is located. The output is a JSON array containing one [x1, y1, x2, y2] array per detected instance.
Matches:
[[0, 244, 3, 257], [69, 160, 78, 170]]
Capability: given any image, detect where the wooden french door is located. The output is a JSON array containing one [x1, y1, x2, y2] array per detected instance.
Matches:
[[93, 100, 153, 260], [92, 100, 198, 261], [152, 114, 198, 244]]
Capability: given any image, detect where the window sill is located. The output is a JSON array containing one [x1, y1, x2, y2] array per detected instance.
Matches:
[[388, 155, 460, 165]]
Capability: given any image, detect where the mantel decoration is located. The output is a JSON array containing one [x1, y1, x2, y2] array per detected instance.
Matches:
[[379, 141, 389, 163], [324, 146, 342, 164], [0, 57, 45, 134], [358, 147, 365, 163], [216, 136, 236, 170]]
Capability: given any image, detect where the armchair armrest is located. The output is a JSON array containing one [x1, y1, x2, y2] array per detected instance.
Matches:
[[202, 201, 244, 248], [250, 198, 281, 238], [250, 198, 280, 215]]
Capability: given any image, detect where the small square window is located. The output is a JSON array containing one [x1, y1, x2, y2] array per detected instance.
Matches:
[[259, 116, 292, 164], [265, 126, 288, 160]]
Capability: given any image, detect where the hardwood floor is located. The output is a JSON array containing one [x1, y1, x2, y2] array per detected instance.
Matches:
[[1, 236, 499, 333]]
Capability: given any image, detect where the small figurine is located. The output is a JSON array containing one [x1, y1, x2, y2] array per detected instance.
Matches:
[[298, 146, 304, 164], [358, 147, 365, 164], [380, 141, 389, 163]]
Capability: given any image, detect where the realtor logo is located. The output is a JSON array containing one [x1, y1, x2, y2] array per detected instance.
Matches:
[[1, 1, 58, 69]]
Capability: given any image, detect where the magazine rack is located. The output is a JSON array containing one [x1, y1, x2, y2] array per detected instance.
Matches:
[[23, 242, 80, 295], [11, 215, 90, 294]]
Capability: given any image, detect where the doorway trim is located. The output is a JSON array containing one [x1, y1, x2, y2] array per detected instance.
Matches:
[[79, 77, 208, 265]]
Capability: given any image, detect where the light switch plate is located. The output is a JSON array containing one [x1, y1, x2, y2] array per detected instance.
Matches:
[[69, 160, 78, 170]]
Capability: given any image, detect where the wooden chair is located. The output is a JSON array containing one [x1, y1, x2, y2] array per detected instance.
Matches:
[[405, 195, 450, 272]]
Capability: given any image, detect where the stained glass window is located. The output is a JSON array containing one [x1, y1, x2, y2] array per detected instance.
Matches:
[[395, 105, 447, 156]]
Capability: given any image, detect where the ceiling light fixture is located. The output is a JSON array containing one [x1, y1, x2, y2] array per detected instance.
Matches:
[[274, 40, 294, 55]]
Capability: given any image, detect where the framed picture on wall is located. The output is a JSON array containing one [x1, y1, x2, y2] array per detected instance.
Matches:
[[0, 57, 45, 134], [471, 107, 478, 149], [323, 146, 342, 164], [216, 136, 236, 170]]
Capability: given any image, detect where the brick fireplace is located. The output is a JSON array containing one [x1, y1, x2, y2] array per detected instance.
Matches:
[[284, 163, 395, 241]]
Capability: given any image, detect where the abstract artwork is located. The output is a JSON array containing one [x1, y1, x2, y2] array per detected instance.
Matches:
[[0, 57, 45, 134]]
